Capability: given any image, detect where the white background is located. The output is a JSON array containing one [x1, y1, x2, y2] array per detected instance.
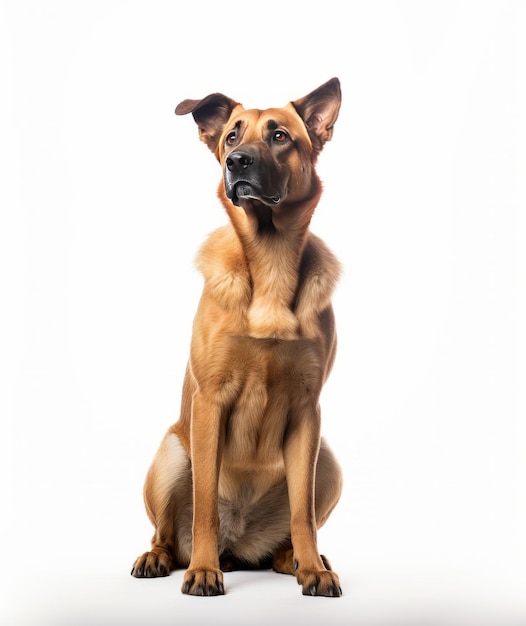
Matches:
[[1, 1, 525, 624]]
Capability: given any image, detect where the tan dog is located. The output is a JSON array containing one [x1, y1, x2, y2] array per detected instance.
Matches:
[[131, 78, 343, 597]]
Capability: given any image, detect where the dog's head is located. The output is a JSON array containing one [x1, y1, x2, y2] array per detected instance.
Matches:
[[175, 78, 341, 210]]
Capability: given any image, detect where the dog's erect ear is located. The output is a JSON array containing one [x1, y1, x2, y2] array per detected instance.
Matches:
[[292, 77, 341, 154], [175, 93, 240, 158]]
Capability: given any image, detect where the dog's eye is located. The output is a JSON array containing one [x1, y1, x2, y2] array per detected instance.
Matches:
[[226, 131, 237, 145], [273, 130, 289, 143]]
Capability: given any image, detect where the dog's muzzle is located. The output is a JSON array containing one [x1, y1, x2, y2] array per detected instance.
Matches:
[[224, 148, 283, 207]]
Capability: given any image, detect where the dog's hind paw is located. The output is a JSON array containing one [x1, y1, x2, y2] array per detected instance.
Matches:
[[131, 550, 172, 578]]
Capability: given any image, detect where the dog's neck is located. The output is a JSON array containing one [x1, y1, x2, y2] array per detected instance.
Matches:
[[218, 181, 322, 340]]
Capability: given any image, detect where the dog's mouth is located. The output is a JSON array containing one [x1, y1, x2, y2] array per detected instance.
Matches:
[[229, 182, 281, 207]]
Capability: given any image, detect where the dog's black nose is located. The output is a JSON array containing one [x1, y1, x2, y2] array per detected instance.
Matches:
[[226, 151, 254, 174]]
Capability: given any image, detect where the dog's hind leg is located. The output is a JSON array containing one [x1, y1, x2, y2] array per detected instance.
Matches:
[[131, 432, 193, 577], [313, 438, 343, 529]]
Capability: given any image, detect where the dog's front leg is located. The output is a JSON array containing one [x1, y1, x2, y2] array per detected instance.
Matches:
[[284, 407, 342, 597], [181, 392, 225, 596]]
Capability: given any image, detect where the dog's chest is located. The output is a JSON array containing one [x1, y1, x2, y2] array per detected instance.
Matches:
[[221, 337, 323, 469]]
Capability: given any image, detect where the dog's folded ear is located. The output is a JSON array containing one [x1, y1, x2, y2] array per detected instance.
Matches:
[[292, 77, 341, 155], [175, 93, 240, 158]]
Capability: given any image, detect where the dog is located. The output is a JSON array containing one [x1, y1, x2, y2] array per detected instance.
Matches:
[[131, 78, 343, 597]]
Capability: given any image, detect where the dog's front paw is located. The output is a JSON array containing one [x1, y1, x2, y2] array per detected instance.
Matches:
[[296, 568, 342, 597], [131, 549, 172, 578], [182, 568, 225, 596]]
